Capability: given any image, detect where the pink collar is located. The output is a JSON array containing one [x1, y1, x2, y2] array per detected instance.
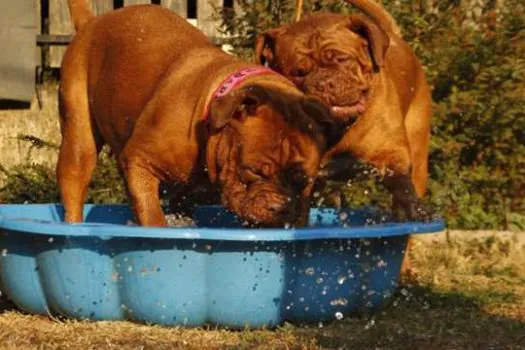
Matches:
[[203, 66, 277, 120]]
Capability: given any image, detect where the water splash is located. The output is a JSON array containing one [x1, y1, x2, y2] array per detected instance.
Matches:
[[305, 267, 315, 275], [364, 318, 376, 330], [330, 298, 348, 306]]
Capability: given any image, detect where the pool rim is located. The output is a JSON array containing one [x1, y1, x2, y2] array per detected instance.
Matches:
[[0, 204, 446, 241]]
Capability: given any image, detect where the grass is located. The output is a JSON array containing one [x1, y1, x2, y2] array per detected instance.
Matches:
[[0, 82, 61, 175], [1, 230, 524, 349]]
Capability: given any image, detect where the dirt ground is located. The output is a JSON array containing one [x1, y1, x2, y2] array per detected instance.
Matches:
[[1, 230, 524, 349]]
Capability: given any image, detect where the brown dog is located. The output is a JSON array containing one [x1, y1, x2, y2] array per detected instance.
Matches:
[[57, 1, 334, 227], [255, 0, 432, 222]]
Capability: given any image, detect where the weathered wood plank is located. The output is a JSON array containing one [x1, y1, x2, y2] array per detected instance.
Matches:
[[34, 0, 41, 66], [91, 0, 114, 15], [49, 0, 114, 68], [49, 0, 72, 68], [161, 0, 187, 18], [124, 0, 151, 5], [197, 0, 221, 38]]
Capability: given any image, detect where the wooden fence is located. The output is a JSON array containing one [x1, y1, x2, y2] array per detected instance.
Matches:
[[36, 0, 234, 68]]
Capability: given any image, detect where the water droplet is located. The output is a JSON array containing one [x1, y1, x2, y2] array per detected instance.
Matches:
[[205, 244, 212, 251], [305, 267, 315, 275], [364, 318, 375, 329], [284, 222, 291, 229], [48, 237, 54, 243], [330, 298, 348, 306], [1, 249, 7, 257], [339, 212, 348, 221], [337, 276, 347, 285], [335, 311, 344, 320], [318, 321, 324, 328], [127, 266, 133, 272], [377, 260, 387, 268], [316, 277, 324, 284]]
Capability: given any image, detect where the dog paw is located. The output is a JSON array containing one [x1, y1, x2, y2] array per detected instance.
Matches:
[[393, 199, 436, 222], [399, 266, 419, 285]]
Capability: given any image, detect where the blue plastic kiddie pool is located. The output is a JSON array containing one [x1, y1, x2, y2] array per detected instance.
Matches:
[[0, 204, 444, 328]]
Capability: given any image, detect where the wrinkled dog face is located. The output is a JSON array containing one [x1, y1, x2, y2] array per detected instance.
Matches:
[[207, 85, 332, 227], [256, 13, 389, 123]]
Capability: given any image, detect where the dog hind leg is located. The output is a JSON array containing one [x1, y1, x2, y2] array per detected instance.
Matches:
[[57, 73, 103, 223]]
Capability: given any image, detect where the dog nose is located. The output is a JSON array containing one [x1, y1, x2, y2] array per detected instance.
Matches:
[[267, 200, 287, 213], [265, 196, 294, 217]]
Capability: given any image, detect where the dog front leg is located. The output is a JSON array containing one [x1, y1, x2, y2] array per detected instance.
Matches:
[[382, 173, 431, 222], [119, 155, 166, 227]]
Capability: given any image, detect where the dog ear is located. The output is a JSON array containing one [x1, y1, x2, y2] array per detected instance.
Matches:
[[254, 28, 285, 65], [208, 85, 268, 130], [300, 98, 344, 149], [348, 15, 389, 70]]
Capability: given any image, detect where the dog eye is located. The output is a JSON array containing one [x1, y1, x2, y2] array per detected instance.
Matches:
[[324, 50, 336, 61], [241, 169, 261, 184], [241, 168, 262, 184], [291, 67, 309, 78], [325, 50, 350, 64], [335, 55, 350, 64], [287, 168, 309, 190]]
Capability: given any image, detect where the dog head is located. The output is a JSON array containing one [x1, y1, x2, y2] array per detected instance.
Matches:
[[206, 84, 334, 227], [255, 12, 389, 123]]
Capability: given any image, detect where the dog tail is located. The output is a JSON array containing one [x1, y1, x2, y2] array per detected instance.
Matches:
[[68, 0, 94, 31], [344, 0, 402, 36]]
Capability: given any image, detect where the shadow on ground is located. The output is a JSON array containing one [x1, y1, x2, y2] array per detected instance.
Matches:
[[289, 284, 525, 349], [1, 283, 524, 349]]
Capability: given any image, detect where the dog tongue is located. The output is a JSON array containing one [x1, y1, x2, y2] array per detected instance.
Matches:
[[330, 101, 366, 121]]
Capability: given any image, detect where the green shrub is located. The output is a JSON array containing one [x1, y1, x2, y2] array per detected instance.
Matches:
[[215, 0, 525, 230], [0, 135, 126, 205]]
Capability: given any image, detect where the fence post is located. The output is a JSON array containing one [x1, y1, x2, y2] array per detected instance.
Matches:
[[197, 0, 221, 38], [124, 0, 151, 5], [49, 0, 114, 68], [34, 0, 42, 68], [49, 0, 72, 68], [161, 0, 188, 17]]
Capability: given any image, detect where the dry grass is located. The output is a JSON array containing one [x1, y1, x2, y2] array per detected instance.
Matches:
[[0, 82, 61, 173], [1, 230, 524, 349]]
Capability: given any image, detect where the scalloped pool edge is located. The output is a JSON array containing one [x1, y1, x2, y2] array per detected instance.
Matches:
[[0, 204, 445, 328]]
